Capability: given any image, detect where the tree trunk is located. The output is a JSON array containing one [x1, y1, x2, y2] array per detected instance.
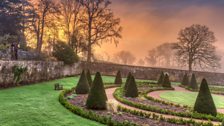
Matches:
[[188, 58, 193, 74], [87, 16, 92, 67]]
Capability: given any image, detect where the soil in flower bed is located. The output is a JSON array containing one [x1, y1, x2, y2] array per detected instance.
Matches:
[[125, 97, 189, 113], [68, 94, 186, 126]]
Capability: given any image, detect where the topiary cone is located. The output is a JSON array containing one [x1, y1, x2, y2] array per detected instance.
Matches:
[[194, 79, 217, 116], [75, 70, 90, 94], [181, 73, 189, 86], [157, 72, 165, 85], [86, 72, 108, 110], [162, 74, 171, 88], [189, 74, 198, 90], [125, 75, 138, 98], [86, 69, 92, 86], [114, 70, 122, 85], [124, 72, 132, 94]]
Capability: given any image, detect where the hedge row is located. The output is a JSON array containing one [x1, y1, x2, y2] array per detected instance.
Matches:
[[59, 89, 138, 126], [113, 88, 223, 122], [117, 106, 214, 126]]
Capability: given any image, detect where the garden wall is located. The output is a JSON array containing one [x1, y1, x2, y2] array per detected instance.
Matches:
[[0, 61, 224, 88]]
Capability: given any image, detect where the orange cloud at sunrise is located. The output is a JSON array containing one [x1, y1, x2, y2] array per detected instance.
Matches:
[[95, 0, 224, 70]]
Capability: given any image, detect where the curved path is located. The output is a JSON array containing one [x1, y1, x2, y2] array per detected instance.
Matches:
[[105, 87, 221, 125], [148, 86, 224, 114]]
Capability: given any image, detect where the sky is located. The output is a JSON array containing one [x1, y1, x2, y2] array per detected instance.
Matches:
[[95, 0, 224, 70]]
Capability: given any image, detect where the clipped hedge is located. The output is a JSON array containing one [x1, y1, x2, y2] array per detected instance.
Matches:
[[113, 88, 223, 122], [117, 106, 214, 126], [59, 89, 138, 126]]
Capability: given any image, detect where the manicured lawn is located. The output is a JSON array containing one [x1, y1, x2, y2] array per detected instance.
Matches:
[[0, 76, 117, 126], [160, 91, 224, 108]]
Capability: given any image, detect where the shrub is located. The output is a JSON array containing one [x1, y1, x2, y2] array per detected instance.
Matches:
[[125, 75, 138, 98], [222, 119, 224, 126], [157, 72, 165, 85], [189, 74, 198, 90], [194, 79, 217, 116], [86, 72, 107, 110], [162, 74, 171, 88], [75, 70, 90, 94], [181, 73, 189, 86], [52, 41, 79, 65], [12, 65, 27, 84], [86, 69, 92, 86], [114, 70, 122, 85], [124, 72, 132, 93]]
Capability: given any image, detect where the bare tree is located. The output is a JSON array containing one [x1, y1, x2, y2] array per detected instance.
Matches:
[[30, 0, 57, 53], [114, 51, 136, 65], [79, 0, 122, 65], [60, 0, 82, 53], [174, 24, 221, 72]]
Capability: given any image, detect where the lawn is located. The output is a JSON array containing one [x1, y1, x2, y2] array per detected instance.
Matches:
[[160, 91, 224, 108], [0, 75, 118, 126]]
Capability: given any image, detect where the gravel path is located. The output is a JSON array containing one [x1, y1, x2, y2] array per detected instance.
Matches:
[[105, 87, 221, 125], [148, 86, 224, 114]]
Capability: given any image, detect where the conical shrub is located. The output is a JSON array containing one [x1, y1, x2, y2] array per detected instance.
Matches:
[[86, 72, 107, 110], [181, 73, 189, 86], [75, 70, 90, 94], [124, 72, 132, 93], [194, 79, 217, 116], [189, 74, 198, 90], [162, 74, 171, 88], [114, 70, 122, 85], [157, 72, 165, 85], [86, 69, 92, 86], [125, 75, 138, 98]]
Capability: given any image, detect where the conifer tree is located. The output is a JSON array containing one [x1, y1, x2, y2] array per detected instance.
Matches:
[[125, 75, 138, 98], [157, 72, 165, 85], [189, 74, 198, 90], [114, 70, 122, 85], [75, 70, 90, 94], [86, 72, 108, 110], [86, 69, 92, 86], [194, 79, 217, 116], [162, 74, 171, 88], [124, 72, 132, 93], [181, 73, 189, 86]]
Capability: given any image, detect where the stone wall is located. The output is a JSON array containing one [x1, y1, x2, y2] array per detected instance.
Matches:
[[87, 62, 224, 85], [0, 61, 224, 88]]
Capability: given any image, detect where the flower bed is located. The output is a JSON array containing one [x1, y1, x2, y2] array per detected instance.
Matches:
[[114, 88, 223, 122]]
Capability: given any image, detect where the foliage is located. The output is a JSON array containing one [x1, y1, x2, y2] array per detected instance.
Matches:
[[52, 41, 79, 65], [123, 72, 132, 93], [75, 70, 90, 94], [189, 74, 198, 90], [12, 65, 27, 84], [181, 73, 189, 86], [162, 74, 171, 88], [114, 70, 122, 85], [157, 72, 165, 85], [194, 79, 217, 116], [86, 69, 92, 86], [86, 72, 108, 110], [125, 75, 138, 98]]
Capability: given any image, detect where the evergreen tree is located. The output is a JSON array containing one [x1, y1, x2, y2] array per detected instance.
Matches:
[[124, 72, 132, 93], [181, 73, 189, 86], [194, 79, 217, 116], [114, 70, 122, 85], [189, 74, 198, 90], [125, 75, 138, 98], [86, 69, 92, 86], [157, 72, 165, 85], [162, 74, 171, 88], [75, 70, 90, 94], [86, 72, 107, 110]]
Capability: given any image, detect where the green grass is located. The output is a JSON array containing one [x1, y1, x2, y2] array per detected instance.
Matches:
[[0, 76, 119, 126], [160, 91, 224, 109]]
